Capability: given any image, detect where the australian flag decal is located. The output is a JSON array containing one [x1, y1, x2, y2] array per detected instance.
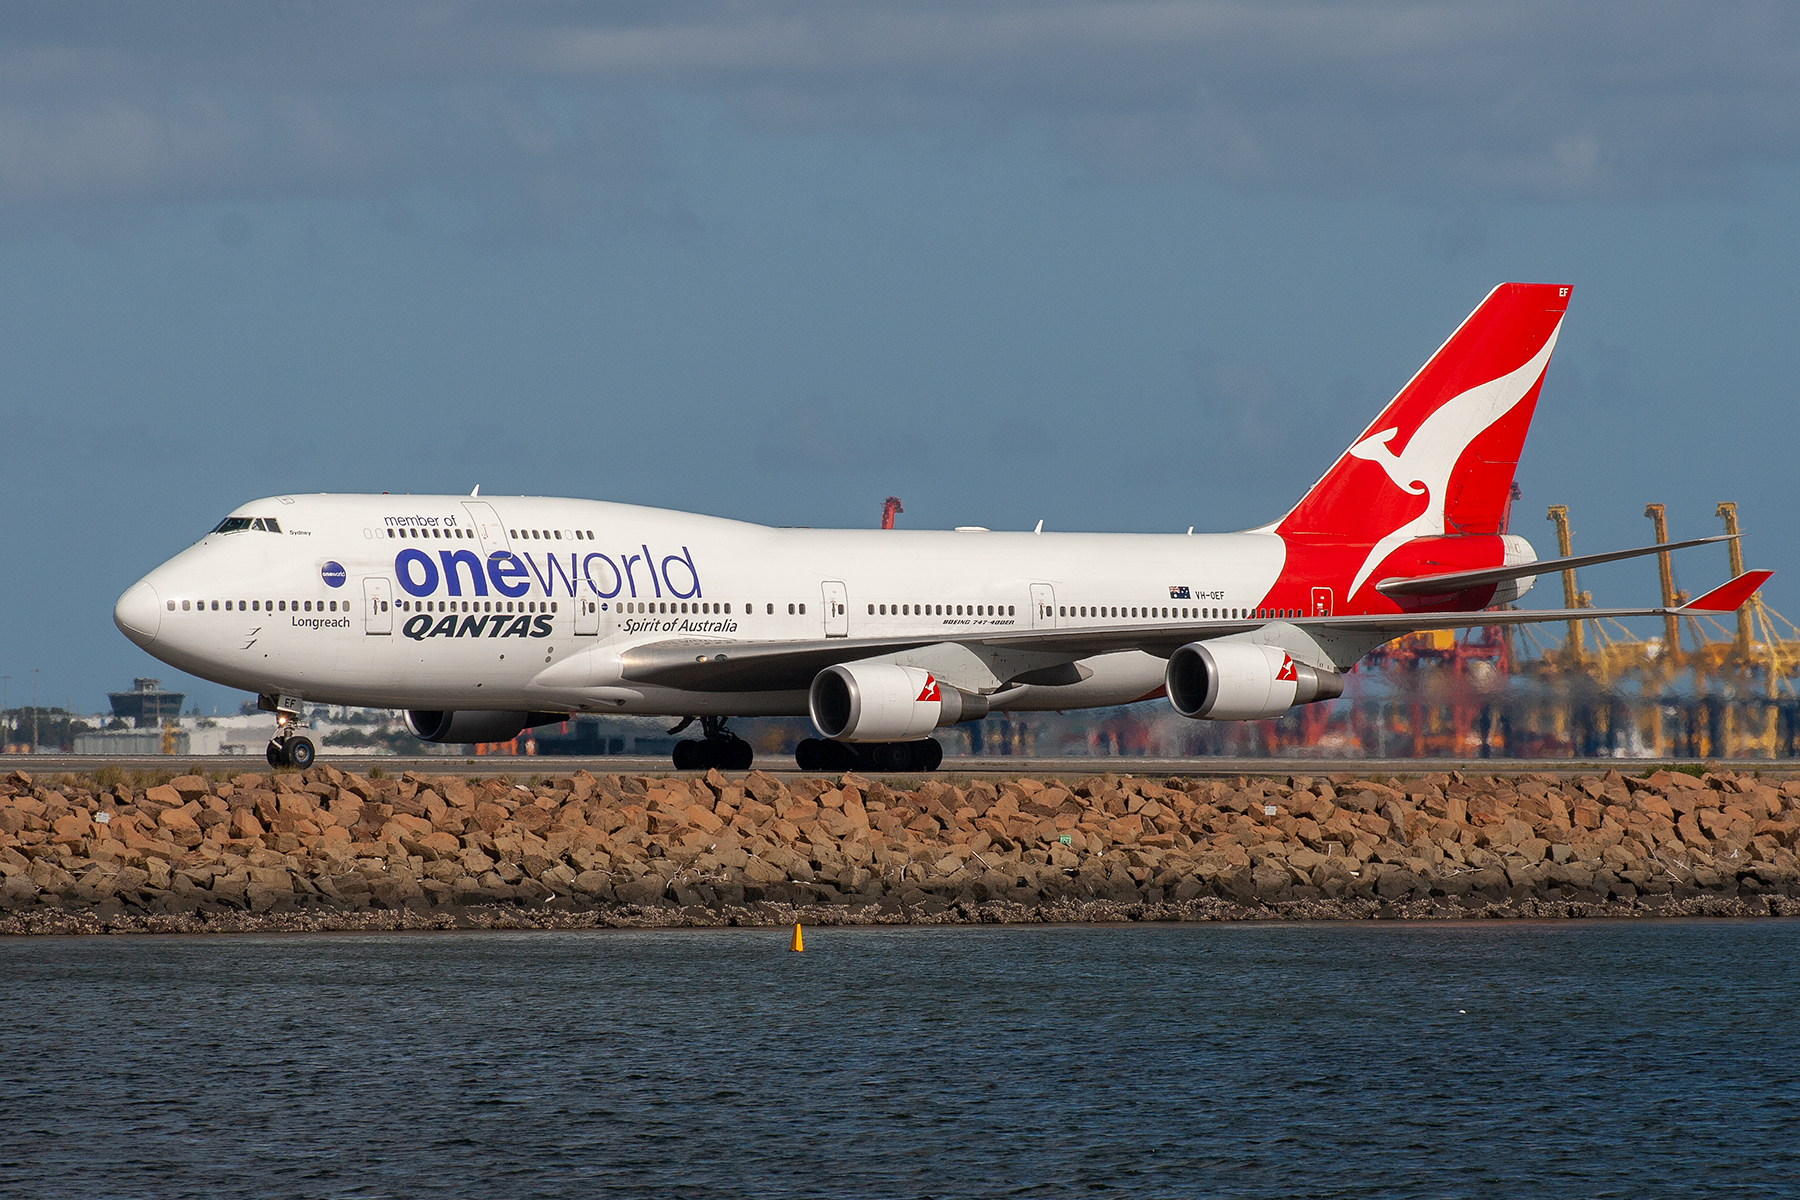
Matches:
[[1169, 585, 1191, 599]]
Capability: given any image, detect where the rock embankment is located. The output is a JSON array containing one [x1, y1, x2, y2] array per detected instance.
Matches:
[[3, 764, 1799, 933]]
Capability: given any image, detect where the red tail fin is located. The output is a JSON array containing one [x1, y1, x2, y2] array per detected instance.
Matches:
[[1276, 283, 1570, 598]]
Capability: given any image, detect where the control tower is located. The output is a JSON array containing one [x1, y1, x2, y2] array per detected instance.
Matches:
[[107, 678, 186, 728]]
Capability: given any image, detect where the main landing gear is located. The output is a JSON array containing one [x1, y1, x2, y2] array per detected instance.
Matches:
[[794, 738, 943, 773], [670, 716, 755, 772]]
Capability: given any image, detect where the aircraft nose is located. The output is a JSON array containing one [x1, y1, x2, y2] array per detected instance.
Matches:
[[114, 579, 162, 648]]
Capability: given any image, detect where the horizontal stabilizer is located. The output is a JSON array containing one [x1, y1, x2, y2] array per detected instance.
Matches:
[[1376, 534, 1732, 597], [1681, 570, 1773, 613]]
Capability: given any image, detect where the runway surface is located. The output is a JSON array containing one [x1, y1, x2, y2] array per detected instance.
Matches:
[[12, 754, 1793, 779]]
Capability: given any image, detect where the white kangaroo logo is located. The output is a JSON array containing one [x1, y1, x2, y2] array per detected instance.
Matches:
[[1344, 321, 1562, 598]]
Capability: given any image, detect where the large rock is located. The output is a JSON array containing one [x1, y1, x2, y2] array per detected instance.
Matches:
[[1251, 863, 1292, 901], [1375, 867, 1425, 900], [157, 806, 199, 833], [412, 831, 461, 860]]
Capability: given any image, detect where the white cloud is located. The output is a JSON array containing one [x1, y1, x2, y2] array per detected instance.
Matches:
[[1, 1, 1796, 211]]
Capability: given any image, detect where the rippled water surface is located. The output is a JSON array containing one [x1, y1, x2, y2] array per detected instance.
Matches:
[[2, 921, 1796, 1199]]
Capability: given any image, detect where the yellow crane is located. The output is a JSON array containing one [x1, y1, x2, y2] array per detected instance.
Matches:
[[1545, 505, 1586, 667]]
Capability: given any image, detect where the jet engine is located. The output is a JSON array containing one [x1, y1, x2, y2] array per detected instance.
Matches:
[[405, 710, 565, 744], [1165, 642, 1344, 721], [809, 662, 989, 742]]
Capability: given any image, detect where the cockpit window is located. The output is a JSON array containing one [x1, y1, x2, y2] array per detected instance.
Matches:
[[211, 516, 281, 534]]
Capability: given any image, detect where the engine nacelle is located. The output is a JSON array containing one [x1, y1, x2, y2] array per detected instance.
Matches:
[[1165, 642, 1344, 721], [809, 663, 989, 742], [405, 710, 563, 744]]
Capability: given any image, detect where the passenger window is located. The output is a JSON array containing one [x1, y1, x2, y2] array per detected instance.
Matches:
[[799, 603, 806, 615], [554, 531, 562, 539], [509, 530, 517, 538], [1008, 606, 1014, 616]]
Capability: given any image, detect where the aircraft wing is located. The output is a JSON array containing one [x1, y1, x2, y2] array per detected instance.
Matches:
[[617, 570, 1771, 692]]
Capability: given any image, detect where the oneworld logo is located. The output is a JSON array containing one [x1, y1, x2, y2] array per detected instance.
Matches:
[[393, 544, 701, 601], [321, 561, 347, 589]]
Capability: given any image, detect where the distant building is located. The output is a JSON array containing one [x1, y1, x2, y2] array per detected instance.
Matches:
[[534, 716, 679, 757], [73, 729, 190, 756], [108, 678, 185, 728]]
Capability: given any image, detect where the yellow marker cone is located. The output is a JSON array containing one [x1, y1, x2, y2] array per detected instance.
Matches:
[[790, 922, 804, 952]]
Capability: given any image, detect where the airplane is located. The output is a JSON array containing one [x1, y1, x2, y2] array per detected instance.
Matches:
[[113, 282, 1768, 772]]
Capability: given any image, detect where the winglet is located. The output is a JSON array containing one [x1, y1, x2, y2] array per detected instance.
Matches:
[[1681, 570, 1773, 613]]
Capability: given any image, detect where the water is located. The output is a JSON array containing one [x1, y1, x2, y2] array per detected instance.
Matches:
[[2, 922, 1796, 1199]]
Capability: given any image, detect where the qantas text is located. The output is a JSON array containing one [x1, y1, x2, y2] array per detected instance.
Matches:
[[404, 613, 555, 641]]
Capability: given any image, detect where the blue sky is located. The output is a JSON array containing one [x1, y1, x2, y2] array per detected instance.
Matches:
[[3, 2, 1798, 715]]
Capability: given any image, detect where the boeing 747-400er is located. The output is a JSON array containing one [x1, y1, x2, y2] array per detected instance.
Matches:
[[114, 282, 1767, 771]]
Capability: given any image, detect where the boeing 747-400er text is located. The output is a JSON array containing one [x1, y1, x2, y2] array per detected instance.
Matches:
[[115, 283, 1768, 771]]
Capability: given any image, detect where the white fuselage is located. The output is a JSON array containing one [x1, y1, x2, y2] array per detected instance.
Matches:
[[116, 493, 1291, 717]]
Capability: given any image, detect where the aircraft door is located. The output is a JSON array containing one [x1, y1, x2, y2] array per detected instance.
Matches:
[[1311, 587, 1333, 616], [1030, 584, 1057, 629], [461, 501, 511, 554], [363, 577, 393, 634], [822, 581, 849, 637], [574, 597, 600, 635]]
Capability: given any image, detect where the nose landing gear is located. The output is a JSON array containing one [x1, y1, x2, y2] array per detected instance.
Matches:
[[670, 716, 755, 771], [262, 695, 317, 769], [266, 731, 317, 769]]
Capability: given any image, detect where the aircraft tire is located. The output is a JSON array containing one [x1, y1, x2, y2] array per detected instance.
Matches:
[[723, 739, 754, 771], [287, 737, 316, 770], [672, 740, 703, 770], [794, 738, 825, 771], [266, 741, 289, 768], [910, 739, 943, 772], [869, 742, 912, 772]]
